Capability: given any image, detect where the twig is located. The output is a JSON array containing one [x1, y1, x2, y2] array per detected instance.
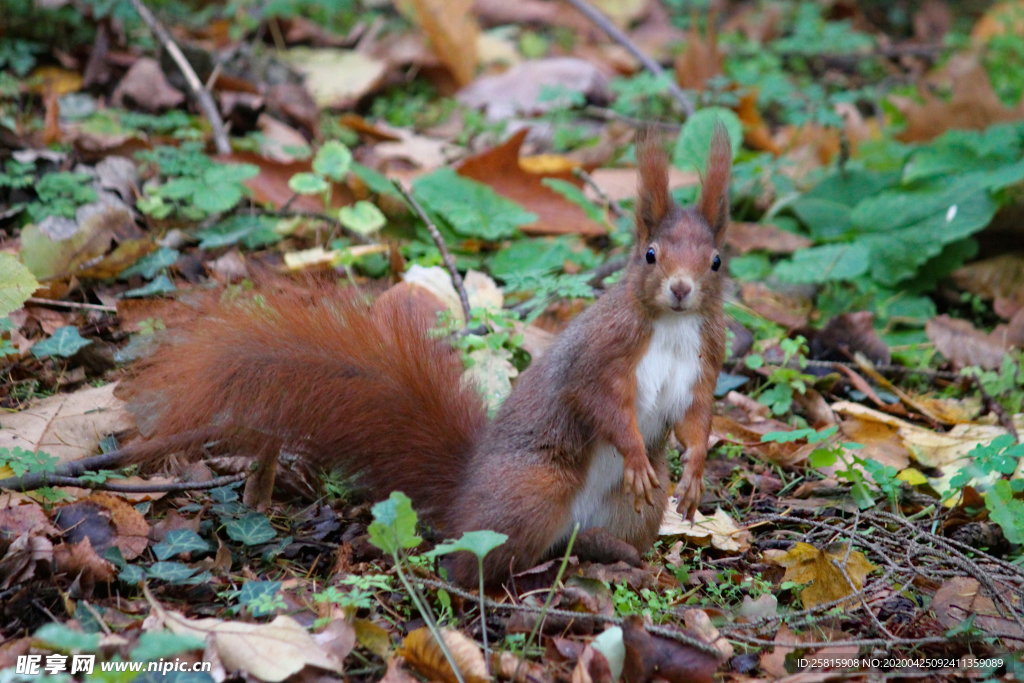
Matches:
[[561, 0, 694, 116], [586, 256, 627, 288], [0, 449, 131, 491], [26, 297, 117, 313], [392, 180, 472, 324], [125, 0, 231, 155], [573, 168, 626, 220], [8, 472, 249, 493]]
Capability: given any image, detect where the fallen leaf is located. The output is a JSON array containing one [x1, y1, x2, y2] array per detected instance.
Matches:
[[739, 282, 812, 328], [410, 0, 479, 87], [736, 89, 781, 154], [400, 264, 464, 322], [572, 645, 613, 683], [972, 0, 1024, 42], [726, 222, 811, 254], [85, 493, 150, 560], [53, 537, 116, 588], [659, 507, 751, 553], [808, 311, 891, 366], [621, 615, 720, 683], [217, 151, 354, 211], [838, 417, 911, 470], [457, 58, 610, 121], [0, 503, 58, 537], [400, 627, 489, 683], [374, 126, 458, 171], [255, 114, 310, 164], [313, 618, 357, 664], [926, 313, 1022, 370], [952, 254, 1024, 319], [464, 270, 502, 311], [931, 576, 1024, 643], [770, 542, 876, 610], [276, 48, 387, 109], [584, 166, 697, 203], [0, 383, 134, 466], [674, 18, 722, 91], [457, 129, 607, 236], [110, 58, 184, 112], [0, 533, 53, 590], [681, 609, 733, 660], [710, 415, 806, 466]]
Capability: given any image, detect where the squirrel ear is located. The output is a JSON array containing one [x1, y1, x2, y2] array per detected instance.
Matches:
[[635, 128, 670, 243], [697, 123, 732, 244]]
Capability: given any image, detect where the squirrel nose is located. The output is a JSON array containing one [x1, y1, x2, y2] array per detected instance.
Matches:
[[670, 280, 692, 302]]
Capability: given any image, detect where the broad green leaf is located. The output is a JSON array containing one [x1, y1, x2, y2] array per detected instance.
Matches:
[[790, 198, 851, 240], [541, 178, 605, 223], [774, 243, 870, 283], [31, 326, 92, 358], [351, 162, 400, 197], [147, 561, 199, 583], [801, 169, 900, 206], [0, 252, 39, 317], [339, 200, 386, 235], [119, 564, 145, 584], [986, 479, 1024, 544], [158, 177, 202, 200], [427, 529, 508, 560], [196, 216, 280, 249], [238, 581, 283, 617], [193, 182, 244, 214], [313, 141, 352, 181], [808, 448, 839, 468], [412, 168, 536, 240], [203, 163, 259, 186], [368, 491, 421, 555], [121, 274, 177, 299], [225, 512, 277, 545], [119, 247, 179, 280], [35, 623, 101, 652], [672, 107, 743, 172], [130, 632, 205, 662], [152, 529, 209, 560], [487, 238, 573, 280], [289, 172, 329, 195], [727, 252, 772, 281]]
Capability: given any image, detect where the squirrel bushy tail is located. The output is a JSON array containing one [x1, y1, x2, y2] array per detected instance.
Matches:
[[117, 283, 487, 526]]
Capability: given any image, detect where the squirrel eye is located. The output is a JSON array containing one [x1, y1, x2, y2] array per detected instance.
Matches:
[[645, 247, 657, 264], [711, 254, 721, 271]]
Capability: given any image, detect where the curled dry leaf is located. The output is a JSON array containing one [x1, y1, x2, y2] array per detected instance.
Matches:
[[457, 129, 606, 237], [952, 254, 1024, 319], [926, 313, 1022, 370], [658, 507, 751, 553], [621, 615, 720, 683], [53, 537, 116, 587], [931, 576, 1024, 644], [0, 383, 134, 466], [410, 0, 479, 87], [0, 533, 53, 590], [457, 58, 610, 121], [769, 542, 876, 610], [739, 282, 812, 329], [110, 58, 184, 112], [276, 48, 387, 110], [399, 627, 488, 683]]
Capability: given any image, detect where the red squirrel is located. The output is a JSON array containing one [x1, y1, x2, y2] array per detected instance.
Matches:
[[119, 126, 732, 587]]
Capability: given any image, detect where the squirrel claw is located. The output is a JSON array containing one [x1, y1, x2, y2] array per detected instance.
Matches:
[[623, 456, 659, 511]]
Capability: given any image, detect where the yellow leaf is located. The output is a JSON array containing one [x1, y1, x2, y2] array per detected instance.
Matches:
[[897, 468, 928, 486], [770, 542, 876, 610], [29, 66, 82, 96], [410, 0, 479, 87], [399, 627, 488, 683]]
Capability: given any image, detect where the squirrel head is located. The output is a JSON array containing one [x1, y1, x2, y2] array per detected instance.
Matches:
[[632, 123, 731, 315]]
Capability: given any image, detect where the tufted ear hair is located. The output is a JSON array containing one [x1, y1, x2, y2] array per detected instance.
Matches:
[[697, 122, 732, 245], [634, 128, 670, 244]]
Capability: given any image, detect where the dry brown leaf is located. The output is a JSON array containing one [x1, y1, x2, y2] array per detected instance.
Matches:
[[457, 58, 609, 121], [276, 48, 387, 110], [674, 18, 722, 91], [353, 618, 392, 658], [111, 58, 184, 112], [658, 507, 750, 553], [457, 129, 606, 236], [770, 542, 876, 610], [313, 618, 357, 664], [739, 282, 812, 329], [572, 645, 613, 683], [584, 166, 697, 204], [809, 311, 891, 366], [758, 623, 798, 679], [838, 418, 911, 470], [710, 415, 806, 466], [893, 56, 1024, 142], [53, 537, 116, 586], [0, 503, 58, 537], [374, 126, 458, 171], [926, 313, 1022, 370], [621, 615, 720, 683], [86, 492, 149, 560], [972, 0, 1024, 42], [952, 254, 1024, 319], [218, 151, 354, 212], [681, 609, 733, 660], [931, 576, 1024, 643], [0, 533, 53, 590], [0, 383, 134, 466], [410, 0, 479, 87], [726, 222, 811, 254], [399, 627, 488, 683]]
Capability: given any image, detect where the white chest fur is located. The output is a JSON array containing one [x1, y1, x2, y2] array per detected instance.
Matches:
[[569, 314, 704, 531]]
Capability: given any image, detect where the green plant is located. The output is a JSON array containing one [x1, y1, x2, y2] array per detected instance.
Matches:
[[136, 143, 258, 220], [745, 337, 814, 416], [314, 574, 393, 614], [962, 355, 1024, 415], [25, 172, 96, 222], [0, 446, 63, 501]]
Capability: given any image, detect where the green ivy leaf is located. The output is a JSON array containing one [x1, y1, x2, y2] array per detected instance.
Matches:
[[35, 623, 102, 653], [121, 274, 177, 299], [426, 529, 508, 560], [31, 326, 92, 358], [130, 631, 206, 662], [225, 512, 277, 545], [313, 141, 353, 181], [152, 529, 209, 560], [0, 252, 39, 317], [147, 562, 200, 583], [339, 200, 387, 235], [238, 581, 283, 617], [119, 247, 179, 280], [412, 168, 537, 240], [368, 491, 421, 555], [119, 564, 145, 584], [289, 172, 329, 195], [672, 107, 743, 173]]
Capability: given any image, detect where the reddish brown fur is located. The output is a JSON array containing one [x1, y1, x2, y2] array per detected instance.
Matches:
[[120, 126, 732, 588]]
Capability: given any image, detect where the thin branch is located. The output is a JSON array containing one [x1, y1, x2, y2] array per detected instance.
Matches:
[[125, 0, 231, 154], [11, 472, 249, 493], [0, 449, 131, 491], [561, 0, 694, 116], [392, 180, 472, 324], [26, 297, 117, 313], [573, 168, 626, 220]]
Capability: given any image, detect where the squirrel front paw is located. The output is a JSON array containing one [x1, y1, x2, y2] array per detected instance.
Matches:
[[622, 452, 660, 512], [673, 469, 705, 519]]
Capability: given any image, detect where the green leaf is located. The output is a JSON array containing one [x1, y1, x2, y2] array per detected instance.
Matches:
[[351, 162, 400, 197], [119, 564, 145, 584], [986, 479, 1024, 544], [130, 631, 205, 661], [427, 529, 508, 560], [487, 238, 573, 280], [121, 274, 177, 299], [158, 177, 203, 200], [808, 447, 839, 468], [238, 581, 283, 617], [850, 482, 876, 509], [289, 172, 329, 195], [35, 623, 101, 652], [119, 247, 179, 280], [774, 243, 870, 283], [152, 529, 209, 560], [727, 252, 772, 281], [204, 163, 259, 186], [541, 178, 605, 223], [31, 326, 92, 358], [790, 198, 851, 240], [313, 141, 353, 181], [339, 201, 387, 235], [0, 252, 39, 317], [801, 169, 900, 207], [196, 216, 280, 249], [193, 182, 244, 214], [224, 512, 277, 545], [761, 429, 816, 444], [672, 107, 743, 172], [367, 491, 422, 555], [147, 561, 200, 583], [413, 168, 537, 240]]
